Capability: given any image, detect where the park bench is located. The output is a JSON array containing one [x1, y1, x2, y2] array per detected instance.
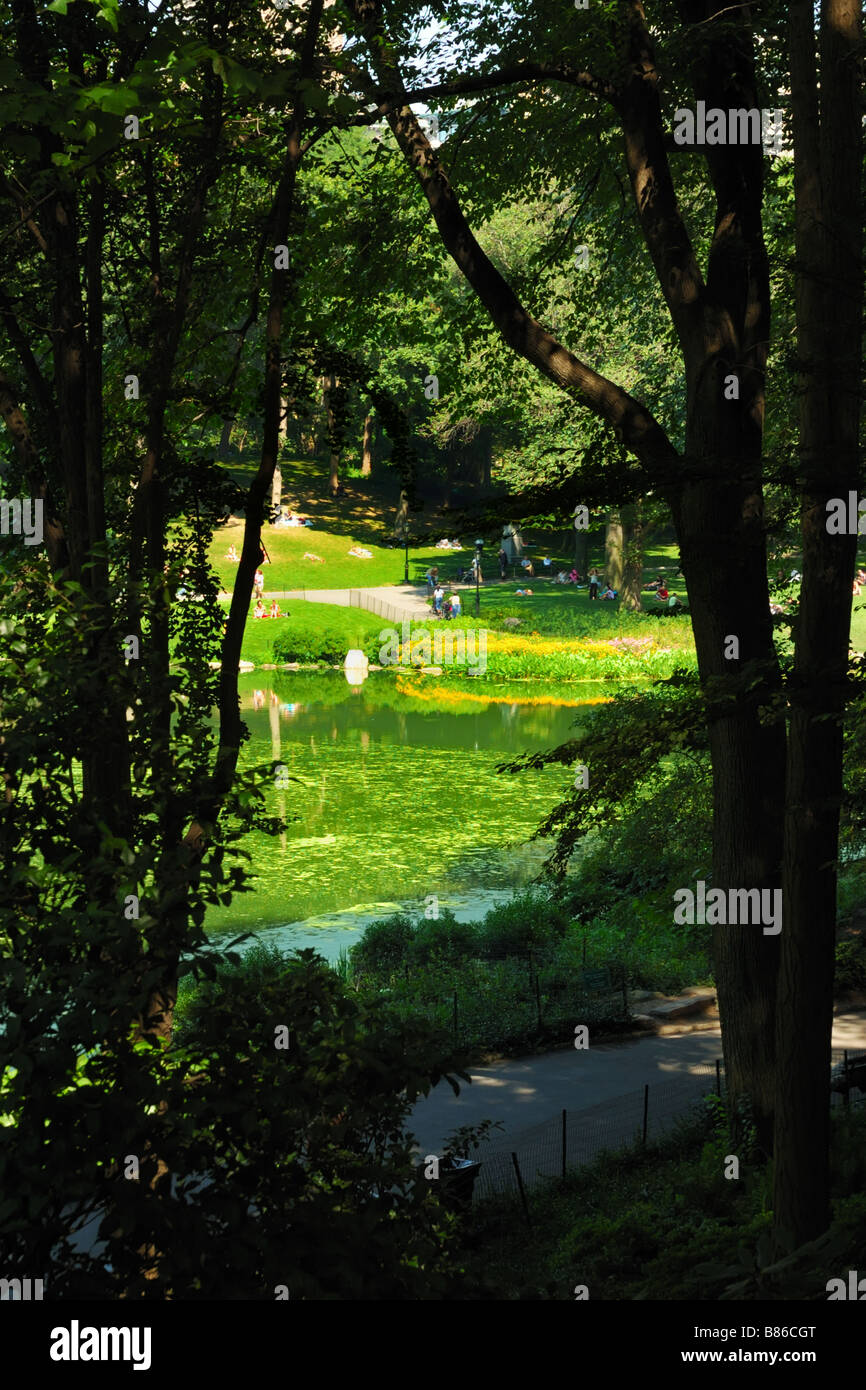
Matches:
[[830, 1052, 866, 1098]]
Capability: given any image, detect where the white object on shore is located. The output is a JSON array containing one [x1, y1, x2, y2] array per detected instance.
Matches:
[[344, 649, 369, 686]]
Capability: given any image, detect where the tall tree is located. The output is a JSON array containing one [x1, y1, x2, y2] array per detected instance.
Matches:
[[773, 0, 863, 1247], [345, 0, 788, 1155]]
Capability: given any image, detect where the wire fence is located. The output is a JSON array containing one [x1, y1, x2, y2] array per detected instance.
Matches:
[[465, 1049, 866, 1202], [345, 590, 409, 625], [382, 951, 634, 1053]]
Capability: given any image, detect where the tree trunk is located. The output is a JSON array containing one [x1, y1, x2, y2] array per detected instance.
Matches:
[[672, 393, 786, 1156], [301, 407, 317, 456], [322, 372, 342, 494], [317, 373, 331, 453], [620, 502, 643, 612], [361, 412, 373, 476], [605, 512, 624, 592], [218, 418, 234, 457], [773, 0, 863, 1250], [573, 528, 588, 573]]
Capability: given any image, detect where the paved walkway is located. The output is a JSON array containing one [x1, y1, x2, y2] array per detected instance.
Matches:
[[408, 1009, 866, 1162], [265, 585, 433, 623]]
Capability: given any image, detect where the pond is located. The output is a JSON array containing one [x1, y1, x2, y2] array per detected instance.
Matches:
[[205, 672, 600, 960]]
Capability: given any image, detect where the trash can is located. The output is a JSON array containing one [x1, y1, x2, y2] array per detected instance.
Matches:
[[438, 1156, 482, 1209]]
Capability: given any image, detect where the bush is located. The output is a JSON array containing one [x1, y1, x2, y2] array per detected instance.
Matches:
[[410, 910, 478, 967], [273, 625, 380, 665], [474, 889, 572, 959], [350, 913, 416, 978], [107, 948, 467, 1298]]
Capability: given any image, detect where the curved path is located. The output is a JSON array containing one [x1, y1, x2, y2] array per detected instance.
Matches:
[[264, 584, 432, 624], [264, 580, 493, 624], [410, 1010, 866, 1188]]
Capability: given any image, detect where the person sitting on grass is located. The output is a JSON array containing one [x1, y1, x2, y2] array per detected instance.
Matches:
[[253, 599, 266, 619], [568, 568, 579, 584], [303, 551, 324, 562], [643, 573, 664, 590], [269, 600, 282, 618], [655, 584, 670, 604], [225, 543, 239, 561], [600, 584, 617, 600], [666, 592, 683, 613]]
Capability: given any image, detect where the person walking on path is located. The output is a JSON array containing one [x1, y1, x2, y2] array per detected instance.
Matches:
[[432, 584, 444, 616], [588, 568, 600, 600]]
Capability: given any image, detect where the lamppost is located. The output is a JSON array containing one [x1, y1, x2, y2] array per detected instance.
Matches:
[[474, 539, 483, 616], [397, 521, 409, 584]]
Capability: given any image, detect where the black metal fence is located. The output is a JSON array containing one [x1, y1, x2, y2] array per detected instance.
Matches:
[[385, 950, 632, 1053], [467, 1048, 866, 1201]]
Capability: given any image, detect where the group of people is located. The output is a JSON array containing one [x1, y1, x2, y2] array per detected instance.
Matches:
[[497, 548, 554, 579], [641, 572, 683, 610], [253, 600, 283, 619], [431, 585, 462, 618], [586, 568, 617, 600]]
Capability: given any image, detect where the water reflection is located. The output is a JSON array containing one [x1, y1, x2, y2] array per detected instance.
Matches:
[[210, 674, 589, 946]]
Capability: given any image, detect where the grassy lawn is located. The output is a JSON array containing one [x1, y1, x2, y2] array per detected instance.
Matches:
[[209, 454, 866, 660], [474, 582, 695, 651], [211, 452, 499, 592], [226, 586, 698, 670], [211, 520, 457, 592]]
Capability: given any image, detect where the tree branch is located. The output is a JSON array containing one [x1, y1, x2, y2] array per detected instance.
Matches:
[[344, 0, 679, 479], [348, 61, 620, 122]]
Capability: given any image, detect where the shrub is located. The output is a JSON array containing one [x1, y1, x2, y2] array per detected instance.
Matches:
[[273, 625, 381, 665], [128, 949, 466, 1298], [350, 913, 416, 978], [474, 889, 571, 959], [410, 910, 478, 967]]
